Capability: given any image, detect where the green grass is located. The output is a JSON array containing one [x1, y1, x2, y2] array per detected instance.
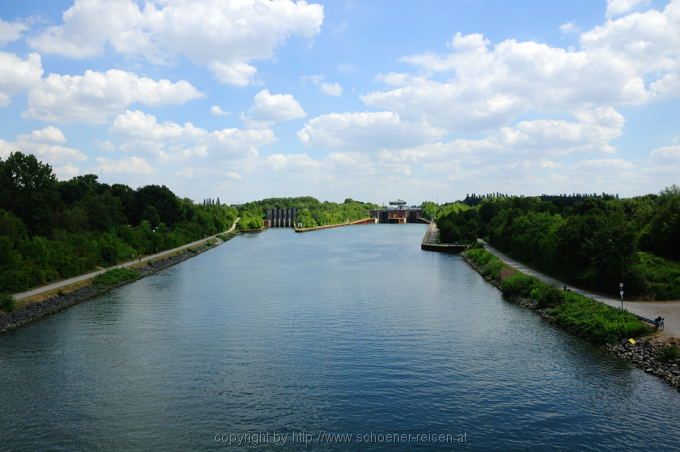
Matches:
[[93, 268, 140, 287], [633, 252, 680, 300], [500, 273, 541, 298], [551, 291, 651, 344], [530, 284, 564, 308], [0, 293, 15, 313], [465, 248, 651, 344], [465, 248, 507, 281]]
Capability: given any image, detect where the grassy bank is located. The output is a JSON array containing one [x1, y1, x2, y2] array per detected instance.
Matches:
[[465, 248, 651, 344], [93, 268, 140, 287]]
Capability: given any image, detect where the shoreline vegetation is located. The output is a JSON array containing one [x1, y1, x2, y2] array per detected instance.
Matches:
[[0, 152, 240, 296], [435, 190, 680, 301], [0, 234, 233, 334], [462, 246, 680, 390], [0, 215, 378, 332], [237, 196, 378, 230]]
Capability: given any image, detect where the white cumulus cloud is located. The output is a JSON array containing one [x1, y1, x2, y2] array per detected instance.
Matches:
[[263, 153, 321, 172], [0, 19, 27, 46], [95, 156, 155, 175], [298, 111, 445, 152], [606, 0, 650, 17], [24, 69, 202, 124], [210, 105, 230, 117], [17, 126, 67, 144], [650, 144, 680, 160], [110, 110, 275, 161], [248, 89, 306, 124], [559, 22, 580, 34], [364, 1, 680, 134], [0, 52, 43, 107], [302, 73, 343, 96], [1, 126, 86, 178], [29, 0, 324, 86]]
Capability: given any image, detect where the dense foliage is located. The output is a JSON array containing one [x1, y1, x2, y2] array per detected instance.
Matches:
[[465, 248, 650, 343], [421, 201, 468, 223], [237, 197, 377, 229], [0, 152, 238, 294], [440, 189, 680, 299]]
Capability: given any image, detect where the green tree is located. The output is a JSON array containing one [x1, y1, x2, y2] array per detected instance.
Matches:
[[135, 185, 182, 226], [141, 205, 161, 228], [0, 152, 60, 235], [642, 185, 680, 260]]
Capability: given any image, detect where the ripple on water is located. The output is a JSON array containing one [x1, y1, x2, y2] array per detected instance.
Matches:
[[1, 225, 680, 451]]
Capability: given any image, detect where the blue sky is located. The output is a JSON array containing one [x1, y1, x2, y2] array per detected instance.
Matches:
[[1, 0, 679, 204]]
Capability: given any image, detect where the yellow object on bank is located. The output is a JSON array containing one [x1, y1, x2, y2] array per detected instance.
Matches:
[[628, 338, 636, 345]]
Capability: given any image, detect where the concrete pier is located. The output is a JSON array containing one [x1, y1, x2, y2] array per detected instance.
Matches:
[[421, 222, 467, 253]]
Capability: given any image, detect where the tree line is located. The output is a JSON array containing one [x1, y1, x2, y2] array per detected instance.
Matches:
[[437, 187, 680, 299], [237, 197, 377, 229], [0, 152, 238, 294]]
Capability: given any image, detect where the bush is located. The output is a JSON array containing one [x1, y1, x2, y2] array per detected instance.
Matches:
[[632, 252, 680, 300], [93, 268, 139, 287], [501, 273, 540, 298], [551, 291, 650, 344], [531, 284, 565, 308], [0, 293, 15, 312], [465, 248, 507, 281], [656, 345, 680, 363]]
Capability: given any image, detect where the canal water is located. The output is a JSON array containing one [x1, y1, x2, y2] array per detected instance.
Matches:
[[1, 225, 679, 450]]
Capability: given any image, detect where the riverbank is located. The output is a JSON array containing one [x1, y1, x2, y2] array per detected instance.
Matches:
[[11, 218, 240, 303], [481, 242, 680, 339], [461, 247, 680, 390], [294, 217, 376, 233], [0, 233, 236, 335]]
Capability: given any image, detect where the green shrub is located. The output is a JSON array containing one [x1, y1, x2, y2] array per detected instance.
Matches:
[[551, 291, 650, 344], [465, 248, 507, 281], [656, 345, 680, 362], [501, 273, 540, 298], [0, 293, 15, 312], [531, 284, 565, 308], [93, 268, 139, 287], [632, 252, 680, 300]]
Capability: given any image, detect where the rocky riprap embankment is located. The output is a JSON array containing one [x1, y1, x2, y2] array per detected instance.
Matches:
[[606, 340, 680, 391], [0, 285, 102, 334], [0, 239, 222, 334]]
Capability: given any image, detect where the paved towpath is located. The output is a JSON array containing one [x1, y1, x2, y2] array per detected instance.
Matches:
[[481, 241, 680, 340], [13, 218, 239, 302]]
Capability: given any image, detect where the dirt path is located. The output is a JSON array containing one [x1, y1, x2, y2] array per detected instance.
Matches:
[[13, 218, 239, 302], [481, 242, 680, 340]]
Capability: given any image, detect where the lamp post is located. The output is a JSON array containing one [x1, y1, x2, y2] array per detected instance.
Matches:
[[619, 282, 624, 310]]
